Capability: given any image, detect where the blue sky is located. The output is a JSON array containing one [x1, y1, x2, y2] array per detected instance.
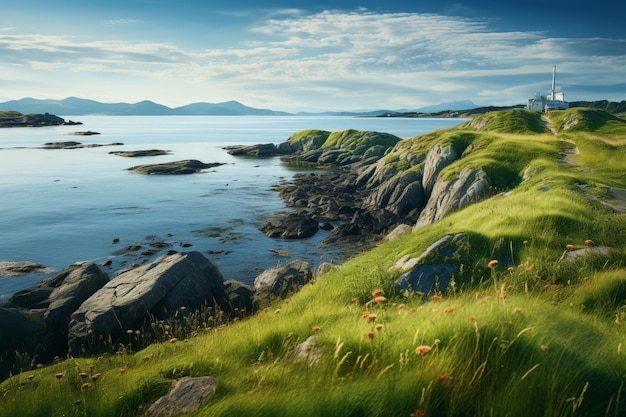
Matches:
[[1, 0, 624, 111]]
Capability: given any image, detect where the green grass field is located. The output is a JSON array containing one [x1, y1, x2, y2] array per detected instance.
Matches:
[[1, 108, 625, 417]]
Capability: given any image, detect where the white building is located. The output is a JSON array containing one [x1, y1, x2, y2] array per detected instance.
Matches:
[[527, 66, 569, 112]]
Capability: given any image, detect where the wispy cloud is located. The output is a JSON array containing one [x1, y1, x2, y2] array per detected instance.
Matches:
[[1, 8, 624, 109], [104, 19, 140, 26]]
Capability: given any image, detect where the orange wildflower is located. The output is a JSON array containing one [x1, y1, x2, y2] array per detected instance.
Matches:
[[585, 239, 594, 246], [367, 331, 375, 340], [54, 373, 64, 379], [169, 337, 178, 344], [487, 260, 498, 268], [566, 244, 574, 250], [374, 296, 387, 303], [415, 410, 426, 417], [351, 297, 358, 303], [415, 345, 431, 356], [397, 303, 406, 310], [375, 324, 383, 331], [430, 295, 442, 301], [444, 307, 455, 313], [91, 373, 101, 381], [372, 289, 384, 297], [311, 326, 321, 333], [79, 372, 88, 378], [366, 313, 377, 322]]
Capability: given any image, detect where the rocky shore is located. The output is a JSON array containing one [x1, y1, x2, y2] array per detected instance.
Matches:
[[0, 124, 496, 380]]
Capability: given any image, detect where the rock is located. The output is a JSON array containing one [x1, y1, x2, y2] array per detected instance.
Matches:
[[42, 141, 124, 149], [0, 263, 109, 378], [385, 224, 413, 241], [68, 131, 100, 136], [294, 335, 322, 367], [68, 252, 226, 352], [394, 234, 467, 297], [422, 144, 458, 197], [223, 280, 256, 314], [315, 262, 338, 277], [561, 246, 612, 261], [0, 261, 47, 277], [254, 259, 313, 300], [146, 376, 217, 417], [224, 143, 282, 156], [109, 149, 170, 157], [260, 213, 319, 239], [128, 160, 224, 175], [415, 167, 491, 229]]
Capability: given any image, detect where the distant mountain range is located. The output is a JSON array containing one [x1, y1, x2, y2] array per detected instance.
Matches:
[[0, 97, 482, 116], [0, 97, 291, 116]]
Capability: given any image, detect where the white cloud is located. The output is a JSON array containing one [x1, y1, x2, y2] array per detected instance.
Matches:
[[2, 9, 624, 109]]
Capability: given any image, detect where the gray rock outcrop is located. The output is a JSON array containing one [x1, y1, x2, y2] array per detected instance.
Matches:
[[415, 167, 491, 229], [0, 261, 47, 277], [260, 213, 319, 239], [254, 259, 313, 300], [146, 376, 217, 417], [394, 234, 468, 296], [68, 251, 226, 351], [109, 149, 170, 157]]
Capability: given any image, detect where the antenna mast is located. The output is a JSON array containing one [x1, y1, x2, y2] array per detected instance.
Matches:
[[551, 65, 556, 100]]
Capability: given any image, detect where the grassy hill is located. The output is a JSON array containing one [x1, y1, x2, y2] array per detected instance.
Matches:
[[1, 109, 625, 417]]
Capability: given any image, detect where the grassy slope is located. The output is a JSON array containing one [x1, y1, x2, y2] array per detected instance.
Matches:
[[2, 109, 626, 417]]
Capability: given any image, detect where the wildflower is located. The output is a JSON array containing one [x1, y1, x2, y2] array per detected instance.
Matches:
[[499, 293, 507, 301], [351, 297, 358, 303], [507, 267, 515, 272], [118, 368, 126, 374], [434, 339, 440, 346], [431, 295, 442, 301], [487, 260, 498, 268], [415, 345, 431, 356], [374, 296, 387, 303], [540, 344, 549, 351], [444, 307, 455, 314], [366, 313, 377, 322], [372, 289, 384, 297], [566, 244, 574, 250], [79, 372, 88, 378], [367, 331, 375, 340], [513, 307, 523, 314], [27, 375, 35, 380], [126, 329, 134, 335], [91, 373, 101, 381], [311, 326, 321, 333], [585, 239, 594, 246], [169, 337, 178, 344], [54, 373, 64, 379], [397, 303, 406, 310], [543, 284, 551, 290], [375, 324, 383, 331], [274, 308, 281, 314], [415, 409, 426, 417], [81, 383, 92, 390]]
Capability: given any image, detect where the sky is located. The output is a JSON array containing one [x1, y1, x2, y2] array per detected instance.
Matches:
[[1, 0, 625, 111]]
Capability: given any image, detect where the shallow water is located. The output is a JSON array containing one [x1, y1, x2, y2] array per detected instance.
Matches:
[[0, 115, 465, 300]]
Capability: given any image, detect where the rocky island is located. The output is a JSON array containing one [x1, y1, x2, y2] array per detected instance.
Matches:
[[0, 111, 81, 127]]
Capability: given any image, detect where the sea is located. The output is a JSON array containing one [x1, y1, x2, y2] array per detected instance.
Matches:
[[0, 115, 466, 301]]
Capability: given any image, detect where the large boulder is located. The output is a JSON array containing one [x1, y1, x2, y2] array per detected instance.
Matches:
[[254, 259, 313, 300], [224, 143, 282, 157], [0, 263, 109, 379], [68, 252, 226, 352]]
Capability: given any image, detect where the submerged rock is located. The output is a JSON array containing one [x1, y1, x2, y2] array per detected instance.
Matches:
[[0, 261, 47, 277]]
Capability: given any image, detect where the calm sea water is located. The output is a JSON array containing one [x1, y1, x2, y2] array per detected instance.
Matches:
[[0, 116, 465, 300]]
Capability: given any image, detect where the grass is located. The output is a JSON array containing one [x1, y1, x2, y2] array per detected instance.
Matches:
[[1, 108, 625, 417]]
